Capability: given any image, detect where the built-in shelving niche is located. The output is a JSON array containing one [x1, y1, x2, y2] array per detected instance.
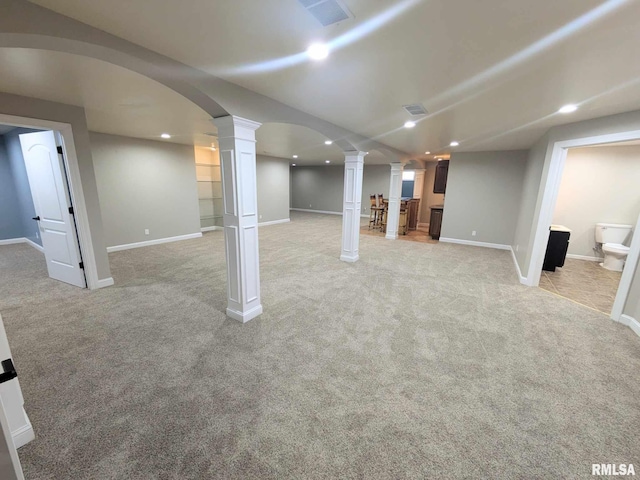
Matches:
[[194, 146, 223, 230]]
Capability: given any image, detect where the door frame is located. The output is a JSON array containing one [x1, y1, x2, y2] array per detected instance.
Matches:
[[0, 113, 100, 290], [527, 129, 640, 323]]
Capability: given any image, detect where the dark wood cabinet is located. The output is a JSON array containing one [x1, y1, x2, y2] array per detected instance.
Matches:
[[433, 160, 449, 194], [407, 199, 419, 231], [429, 206, 444, 240]]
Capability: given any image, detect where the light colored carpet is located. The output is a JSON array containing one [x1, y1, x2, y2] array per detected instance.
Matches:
[[1, 211, 639, 479]]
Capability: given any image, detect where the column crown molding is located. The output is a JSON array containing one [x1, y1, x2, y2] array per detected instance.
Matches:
[[344, 151, 366, 163], [213, 115, 262, 143], [390, 162, 404, 170], [212, 115, 262, 131]]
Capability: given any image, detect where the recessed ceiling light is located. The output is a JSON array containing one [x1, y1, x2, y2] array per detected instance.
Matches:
[[292, 163, 296, 166], [307, 43, 329, 60], [404, 121, 416, 129], [325, 160, 331, 164], [324, 140, 333, 145], [293, 155, 298, 159], [161, 133, 171, 139], [425, 151, 431, 154], [558, 104, 578, 114], [450, 141, 459, 147]]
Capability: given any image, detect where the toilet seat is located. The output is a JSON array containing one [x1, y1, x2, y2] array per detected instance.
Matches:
[[603, 243, 630, 254]]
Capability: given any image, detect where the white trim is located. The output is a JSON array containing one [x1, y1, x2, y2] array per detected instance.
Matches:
[[0, 113, 101, 290], [439, 237, 511, 250], [612, 211, 640, 321], [201, 226, 223, 232], [226, 303, 263, 323], [95, 277, 114, 289], [527, 129, 640, 322], [418, 222, 429, 228], [12, 416, 35, 449], [0, 238, 24, 246], [619, 314, 640, 338], [0, 237, 44, 253], [106, 233, 202, 253], [290, 208, 342, 216], [258, 218, 290, 227], [23, 238, 44, 253], [565, 253, 604, 262], [510, 247, 527, 284]]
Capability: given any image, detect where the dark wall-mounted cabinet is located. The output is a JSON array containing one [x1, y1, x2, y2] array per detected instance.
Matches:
[[433, 160, 449, 194]]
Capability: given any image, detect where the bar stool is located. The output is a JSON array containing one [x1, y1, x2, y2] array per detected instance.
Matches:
[[369, 195, 384, 229]]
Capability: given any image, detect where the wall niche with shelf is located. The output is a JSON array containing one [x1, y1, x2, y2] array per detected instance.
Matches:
[[194, 146, 223, 230]]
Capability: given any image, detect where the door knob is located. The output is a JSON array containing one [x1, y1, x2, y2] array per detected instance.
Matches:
[[32, 216, 40, 221]]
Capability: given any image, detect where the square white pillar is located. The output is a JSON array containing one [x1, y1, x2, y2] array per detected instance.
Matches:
[[385, 163, 404, 240], [212, 115, 263, 323], [340, 151, 366, 262]]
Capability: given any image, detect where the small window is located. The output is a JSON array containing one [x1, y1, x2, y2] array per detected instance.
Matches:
[[402, 170, 415, 181]]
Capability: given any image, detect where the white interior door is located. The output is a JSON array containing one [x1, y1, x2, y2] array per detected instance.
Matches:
[[0, 314, 25, 480], [0, 395, 24, 480], [19, 131, 86, 288]]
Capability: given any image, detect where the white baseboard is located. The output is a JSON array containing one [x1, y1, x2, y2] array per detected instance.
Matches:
[[0, 237, 44, 253], [24, 238, 44, 253], [96, 277, 114, 289], [12, 415, 35, 449], [0, 238, 25, 246], [106, 232, 203, 253], [259, 218, 290, 227], [291, 208, 341, 216], [566, 254, 604, 262], [418, 222, 429, 228], [619, 314, 640, 338], [510, 247, 528, 284], [201, 226, 223, 232], [439, 237, 511, 250]]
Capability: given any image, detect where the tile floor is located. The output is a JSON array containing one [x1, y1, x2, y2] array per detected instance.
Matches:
[[360, 224, 438, 243], [539, 258, 622, 314]]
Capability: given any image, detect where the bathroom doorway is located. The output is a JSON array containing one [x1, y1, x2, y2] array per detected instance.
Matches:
[[537, 141, 640, 315]]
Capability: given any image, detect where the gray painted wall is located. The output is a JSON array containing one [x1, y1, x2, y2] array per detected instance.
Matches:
[[256, 155, 290, 224], [2, 128, 42, 245], [419, 162, 445, 224], [440, 151, 528, 245], [0, 135, 24, 241], [90, 132, 201, 248], [552, 145, 640, 258], [0, 92, 111, 282], [290, 164, 390, 215]]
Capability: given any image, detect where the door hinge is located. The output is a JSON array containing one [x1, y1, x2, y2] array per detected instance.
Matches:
[[79, 262, 84, 270], [0, 358, 17, 384], [57, 146, 63, 155], [69, 206, 74, 215]]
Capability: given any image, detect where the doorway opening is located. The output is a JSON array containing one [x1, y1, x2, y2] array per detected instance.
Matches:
[[537, 142, 640, 314], [529, 130, 640, 324], [0, 114, 100, 289]]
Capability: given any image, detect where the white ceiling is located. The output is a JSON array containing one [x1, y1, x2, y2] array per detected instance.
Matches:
[[0, 48, 396, 164], [26, 0, 640, 160]]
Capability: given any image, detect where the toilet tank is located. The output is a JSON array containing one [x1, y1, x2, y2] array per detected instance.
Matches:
[[595, 223, 633, 244]]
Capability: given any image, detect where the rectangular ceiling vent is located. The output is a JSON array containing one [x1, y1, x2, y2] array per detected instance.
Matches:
[[298, 0, 354, 27], [403, 104, 428, 116]]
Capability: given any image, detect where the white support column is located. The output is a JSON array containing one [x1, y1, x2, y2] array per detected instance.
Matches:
[[340, 151, 366, 262], [385, 162, 404, 240], [212, 115, 263, 323]]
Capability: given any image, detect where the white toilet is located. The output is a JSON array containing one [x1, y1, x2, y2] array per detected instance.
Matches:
[[595, 223, 633, 271]]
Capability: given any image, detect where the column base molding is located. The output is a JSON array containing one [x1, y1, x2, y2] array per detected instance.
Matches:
[[385, 233, 398, 240], [226, 304, 263, 323], [340, 254, 359, 263]]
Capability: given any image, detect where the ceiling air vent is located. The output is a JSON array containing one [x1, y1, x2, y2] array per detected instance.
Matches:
[[298, 0, 354, 27], [403, 103, 428, 116]]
